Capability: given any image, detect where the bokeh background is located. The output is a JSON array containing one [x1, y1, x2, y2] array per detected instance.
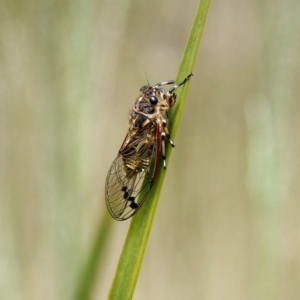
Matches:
[[1, 0, 300, 299]]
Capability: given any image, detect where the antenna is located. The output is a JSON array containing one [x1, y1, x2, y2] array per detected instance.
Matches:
[[144, 72, 150, 86]]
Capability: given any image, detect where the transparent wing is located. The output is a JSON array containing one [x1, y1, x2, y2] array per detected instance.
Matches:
[[105, 124, 160, 221]]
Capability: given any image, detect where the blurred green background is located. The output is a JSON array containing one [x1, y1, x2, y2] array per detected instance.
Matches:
[[1, 0, 300, 299]]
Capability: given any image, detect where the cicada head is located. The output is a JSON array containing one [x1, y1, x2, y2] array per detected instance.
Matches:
[[139, 73, 192, 112], [138, 85, 177, 113]]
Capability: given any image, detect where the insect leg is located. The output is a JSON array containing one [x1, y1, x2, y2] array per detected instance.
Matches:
[[168, 73, 193, 93], [161, 132, 167, 169], [162, 120, 175, 147], [155, 79, 175, 88]]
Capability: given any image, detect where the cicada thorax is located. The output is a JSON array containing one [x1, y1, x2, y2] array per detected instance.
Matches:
[[120, 95, 158, 179], [129, 96, 156, 128]]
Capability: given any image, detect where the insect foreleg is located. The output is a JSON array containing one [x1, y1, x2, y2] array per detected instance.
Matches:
[[168, 73, 193, 93], [155, 79, 175, 88]]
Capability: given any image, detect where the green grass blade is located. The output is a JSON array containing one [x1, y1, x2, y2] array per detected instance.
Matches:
[[108, 1, 210, 299], [74, 212, 112, 300]]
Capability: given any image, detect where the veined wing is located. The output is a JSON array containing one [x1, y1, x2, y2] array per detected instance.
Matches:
[[105, 123, 161, 220]]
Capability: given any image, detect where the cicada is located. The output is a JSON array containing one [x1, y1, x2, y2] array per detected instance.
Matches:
[[105, 73, 193, 220]]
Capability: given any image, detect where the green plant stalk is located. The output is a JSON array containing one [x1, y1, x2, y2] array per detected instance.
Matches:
[[108, 1, 210, 299], [74, 212, 112, 300]]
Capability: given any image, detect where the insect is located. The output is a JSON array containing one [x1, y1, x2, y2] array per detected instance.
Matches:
[[105, 73, 193, 220]]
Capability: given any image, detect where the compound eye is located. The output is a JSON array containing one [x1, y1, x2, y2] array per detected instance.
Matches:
[[168, 96, 176, 107], [149, 95, 158, 105]]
